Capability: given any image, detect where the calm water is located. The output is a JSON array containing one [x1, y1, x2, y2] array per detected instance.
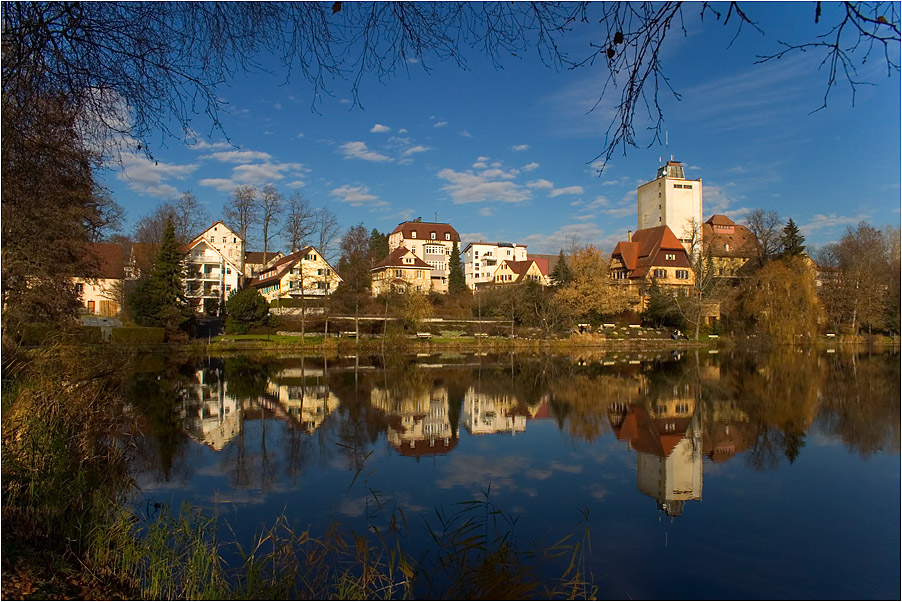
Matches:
[[127, 349, 900, 599]]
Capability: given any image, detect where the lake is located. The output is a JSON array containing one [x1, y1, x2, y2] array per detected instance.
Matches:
[[127, 348, 900, 599]]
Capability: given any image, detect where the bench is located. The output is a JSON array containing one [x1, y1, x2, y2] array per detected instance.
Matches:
[[416, 332, 432, 339], [474, 332, 489, 338], [341, 331, 357, 338]]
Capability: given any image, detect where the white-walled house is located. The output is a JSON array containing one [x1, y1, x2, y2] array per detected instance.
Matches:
[[183, 222, 244, 314], [387, 220, 461, 293], [463, 242, 528, 289], [250, 247, 341, 302], [73, 242, 126, 316]]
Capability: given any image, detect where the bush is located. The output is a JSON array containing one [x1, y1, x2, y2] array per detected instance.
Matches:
[[110, 327, 166, 345], [225, 289, 270, 334]]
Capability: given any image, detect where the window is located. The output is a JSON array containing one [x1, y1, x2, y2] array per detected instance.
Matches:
[[395, 269, 403, 278], [665, 253, 676, 261], [676, 270, 690, 279], [75, 283, 84, 294], [654, 269, 667, 278], [233, 237, 237, 243], [226, 284, 232, 292], [228, 250, 233, 257], [209, 236, 214, 242], [87, 300, 95, 313], [222, 237, 227, 243], [226, 267, 231, 274], [724, 244, 731, 252], [474, 251, 479, 257], [430, 232, 436, 240], [411, 230, 417, 238], [445, 233, 450, 240]]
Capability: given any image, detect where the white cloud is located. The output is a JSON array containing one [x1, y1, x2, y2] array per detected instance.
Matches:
[[117, 153, 198, 198], [203, 150, 273, 163], [527, 179, 554, 190], [437, 167, 531, 205], [232, 162, 303, 184], [459, 129, 473, 138], [549, 185, 584, 198], [370, 124, 391, 133], [433, 121, 448, 128], [520, 223, 614, 255], [198, 178, 237, 192], [329, 184, 388, 208], [187, 139, 231, 150], [402, 145, 431, 156], [802, 213, 871, 235], [511, 144, 530, 152], [398, 128, 408, 134], [339, 141, 393, 163], [522, 162, 540, 172]]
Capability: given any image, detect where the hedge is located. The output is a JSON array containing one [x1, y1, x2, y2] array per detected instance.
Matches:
[[110, 326, 166, 345], [16, 324, 103, 346]]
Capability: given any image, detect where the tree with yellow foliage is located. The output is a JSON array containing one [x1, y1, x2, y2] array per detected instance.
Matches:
[[735, 256, 820, 342], [553, 245, 632, 321]]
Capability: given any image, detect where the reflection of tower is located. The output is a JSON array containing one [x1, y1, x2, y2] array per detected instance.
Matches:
[[268, 366, 338, 433], [609, 397, 702, 517], [636, 413, 702, 517]]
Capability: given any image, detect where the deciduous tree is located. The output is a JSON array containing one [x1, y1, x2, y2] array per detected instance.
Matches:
[[282, 192, 316, 253], [259, 184, 283, 264], [554, 245, 631, 321]]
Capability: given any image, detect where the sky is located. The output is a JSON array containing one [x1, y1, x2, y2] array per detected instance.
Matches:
[[98, 2, 901, 258]]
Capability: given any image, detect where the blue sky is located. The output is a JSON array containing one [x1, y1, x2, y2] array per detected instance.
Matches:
[[99, 2, 901, 257]]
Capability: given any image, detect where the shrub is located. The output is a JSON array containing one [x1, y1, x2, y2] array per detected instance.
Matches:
[[225, 289, 270, 334], [110, 327, 166, 345]]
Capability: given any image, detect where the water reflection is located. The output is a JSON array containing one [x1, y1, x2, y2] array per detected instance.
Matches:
[[129, 349, 899, 507]]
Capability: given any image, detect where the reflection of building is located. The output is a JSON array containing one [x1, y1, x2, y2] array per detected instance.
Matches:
[[268, 368, 339, 433], [182, 368, 242, 451], [371, 385, 457, 457], [702, 400, 754, 463], [609, 398, 702, 517], [464, 390, 530, 435]]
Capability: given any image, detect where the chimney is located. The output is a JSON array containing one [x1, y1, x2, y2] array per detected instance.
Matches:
[[212, 219, 215, 226], [628, 230, 633, 241]]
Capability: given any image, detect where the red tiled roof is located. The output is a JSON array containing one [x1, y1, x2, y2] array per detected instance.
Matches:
[[702, 221, 759, 259], [610, 226, 689, 279], [390, 221, 460, 242], [394, 437, 458, 457], [372, 247, 432, 270], [85, 243, 125, 279], [705, 214, 735, 226]]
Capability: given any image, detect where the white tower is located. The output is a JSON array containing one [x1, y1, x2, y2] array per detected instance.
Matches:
[[637, 160, 703, 250]]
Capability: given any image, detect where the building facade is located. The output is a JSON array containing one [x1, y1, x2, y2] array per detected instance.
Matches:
[[463, 242, 528, 289], [387, 220, 461, 293], [250, 247, 341, 302], [371, 247, 433, 295], [73, 242, 126, 316], [637, 160, 703, 250]]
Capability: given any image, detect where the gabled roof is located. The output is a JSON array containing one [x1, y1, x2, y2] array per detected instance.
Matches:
[[251, 246, 314, 287], [390, 221, 460, 242], [705, 214, 735, 226], [83, 243, 125, 279], [500, 260, 541, 283], [372, 247, 432, 270], [184, 238, 243, 272], [702, 219, 759, 259], [610, 226, 689, 279], [187, 220, 242, 247]]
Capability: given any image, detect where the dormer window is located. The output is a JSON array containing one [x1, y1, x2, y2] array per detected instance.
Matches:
[[665, 253, 676, 261], [411, 231, 417, 239], [431, 232, 436, 240], [445, 233, 450, 240]]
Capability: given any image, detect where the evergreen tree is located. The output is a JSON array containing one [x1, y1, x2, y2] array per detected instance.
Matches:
[[368, 228, 389, 263], [128, 218, 193, 335], [780, 218, 806, 257], [448, 240, 467, 295], [224, 288, 270, 334], [550, 250, 573, 287]]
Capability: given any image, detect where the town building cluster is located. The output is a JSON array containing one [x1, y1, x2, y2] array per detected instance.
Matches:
[[74, 159, 760, 317]]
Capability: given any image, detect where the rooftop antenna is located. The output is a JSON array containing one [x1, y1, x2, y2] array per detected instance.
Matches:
[[434, 210, 438, 222], [665, 131, 669, 161]]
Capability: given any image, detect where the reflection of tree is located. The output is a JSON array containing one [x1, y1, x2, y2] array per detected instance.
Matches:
[[128, 361, 197, 480], [224, 356, 279, 400], [818, 352, 901, 457], [719, 349, 823, 469]]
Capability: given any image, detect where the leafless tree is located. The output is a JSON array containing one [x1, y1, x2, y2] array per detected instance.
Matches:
[[225, 185, 259, 248], [314, 207, 340, 264], [259, 184, 283, 264], [282, 192, 316, 253], [133, 191, 209, 246], [744, 209, 784, 264]]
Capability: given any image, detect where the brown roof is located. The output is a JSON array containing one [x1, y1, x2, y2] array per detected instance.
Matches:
[[502, 260, 540, 283], [372, 247, 432, 270], [85, 243, 125, 279], [705, 214, 735, 226], [245, 251, 285, 266], [702, 220, 759, 259], [611, 226, 689, 279], [391, 221, 460, 242], [394, 437, 459, 457], [528, 253, 564, 276], [250, 247, 313, 288]]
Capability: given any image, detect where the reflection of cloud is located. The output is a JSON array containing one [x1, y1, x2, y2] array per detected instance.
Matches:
[[434, 454, 532, 491], [589, 485, 608, 501], [337, 496, 367, 517], [525, 468, 553, 480], [549, 461, 583, 474]]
